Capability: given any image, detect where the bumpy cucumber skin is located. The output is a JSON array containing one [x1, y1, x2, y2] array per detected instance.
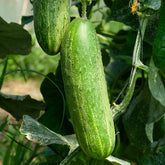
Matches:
[[61, 18, 115, 160], [33, 0, 70, 55]]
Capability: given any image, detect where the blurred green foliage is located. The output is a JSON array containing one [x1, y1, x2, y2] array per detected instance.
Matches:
[[1, 0, 165, 164], [2, 33, 60, 80]]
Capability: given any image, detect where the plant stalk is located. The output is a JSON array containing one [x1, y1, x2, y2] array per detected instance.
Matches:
[[112, 16, 148, 120], [81, 0, 87, 18]]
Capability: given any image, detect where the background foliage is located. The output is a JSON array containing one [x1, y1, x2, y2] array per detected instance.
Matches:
[[0, 0, 165, 164]]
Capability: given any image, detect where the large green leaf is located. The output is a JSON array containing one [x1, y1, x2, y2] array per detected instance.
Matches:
[[152, 1, 165, 69], [104, 0, 114, 8], [145, 123, 154, 143], [101, 48, 111, 67], [106, 49, 131, 85], [144, 0, 161, 10], [0, 17, 32, 58], [60, 147, 91, 165], [20, 115, 78, 159], [64, 135, 79, 154], [0, 92, 45, 120], [105, 48, 131, 103], [148, 59, 165, 107], [0, 116, 8, 131], [20, 115, 69, 146], [139, 152, 165, 165], [122, 83, 165, 150], [153, 114, 165, 140], [39, 68, 73, 135]]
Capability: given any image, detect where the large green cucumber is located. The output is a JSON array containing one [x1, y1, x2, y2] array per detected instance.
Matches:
[[33, 0, 70, 55], [61, 18, 115, 160]]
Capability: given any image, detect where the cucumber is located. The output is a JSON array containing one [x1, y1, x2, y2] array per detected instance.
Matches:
[[33, 0, 70, 55], [61, 18, 115, 159]]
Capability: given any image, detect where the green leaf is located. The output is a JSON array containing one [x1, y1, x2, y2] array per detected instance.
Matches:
[[122, 83, 165, 150], [153, 114, 165, 140], [39, 71, 73, 135], [139, 152, 165, 165], [60, 147, 91, 165], [20, 115, 70, 147], [104, 0, 114, 8], [106, 49, 130, 85], [148, 59, 165, 107], [101, 48, 110, 67], [41, 146, 64, 164], [0, 116, 8, 131], [21, 16, 33, 26], [45, 134, 79, 164], [64, 135, 79, 154], [0, 17, 32, 58], [152, 2, 165, 68], [0, 92, 45, 121], [20, 115, 72, 160], [143, 0, 161, 10], [145, 123, 154, 143]]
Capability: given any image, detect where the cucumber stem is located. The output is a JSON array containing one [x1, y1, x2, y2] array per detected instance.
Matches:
[[112, 16, 148, 120], [81, 0, 87, 18]]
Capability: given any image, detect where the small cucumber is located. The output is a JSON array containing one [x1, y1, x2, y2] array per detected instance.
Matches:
[[61, 18, 115, 160], [33, 0, 70, 55]]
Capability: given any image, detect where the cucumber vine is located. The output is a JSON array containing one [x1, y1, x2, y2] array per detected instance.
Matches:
[[112, 15, 149, 120]]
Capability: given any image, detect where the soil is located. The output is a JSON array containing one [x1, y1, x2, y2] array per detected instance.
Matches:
[[1, 79, 43, 100]]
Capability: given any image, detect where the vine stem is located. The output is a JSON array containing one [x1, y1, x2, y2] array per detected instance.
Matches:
[[112, 16, 148, 120], [81, 0, 87, 18]]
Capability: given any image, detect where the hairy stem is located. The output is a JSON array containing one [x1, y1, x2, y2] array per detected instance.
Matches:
[[112, 16, 148, 120], [81, 0, 87, 18]]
